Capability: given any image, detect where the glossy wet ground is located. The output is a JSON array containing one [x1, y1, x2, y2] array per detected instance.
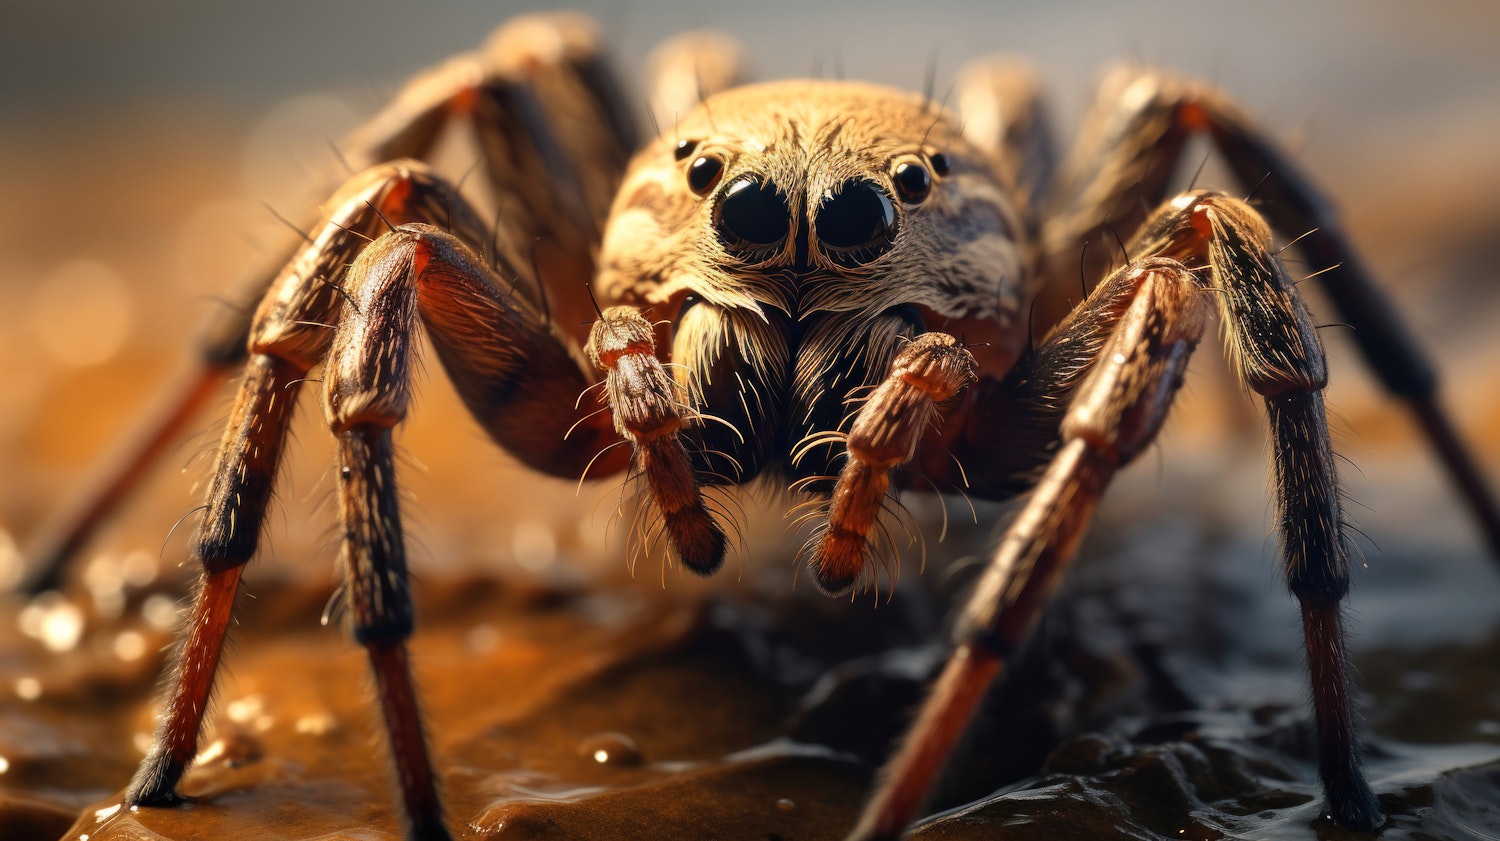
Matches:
[[4, 460, 1500, 841]]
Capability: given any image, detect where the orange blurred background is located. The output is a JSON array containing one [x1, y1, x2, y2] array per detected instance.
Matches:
[[1, 0, 1497, 590]]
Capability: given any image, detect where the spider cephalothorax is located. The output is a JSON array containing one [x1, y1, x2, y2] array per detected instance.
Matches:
[[21, 11, 1498, 841], [597, 81, 1023, 504]]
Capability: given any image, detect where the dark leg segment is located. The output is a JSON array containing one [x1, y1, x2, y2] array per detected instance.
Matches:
[[334, 425, 448, 840], [1270, 390, 1381, 828]]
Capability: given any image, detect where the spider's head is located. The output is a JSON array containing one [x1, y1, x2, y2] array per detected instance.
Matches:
[[599, 80, 1026, 326], [597, 80, 1028, 478]]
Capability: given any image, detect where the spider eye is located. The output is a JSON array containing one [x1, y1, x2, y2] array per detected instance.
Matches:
[[674, 139, 699, 161], [716, 175, 791, 249], [816, 178, 897, 266], [928, 151, 950, 176], [674, 292, 704, 328], [687, 154, 725, 196], [892, 161, 932, 204]]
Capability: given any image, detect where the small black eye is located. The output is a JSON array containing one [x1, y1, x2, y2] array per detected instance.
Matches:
[[688, 154, 725, 196], [928, 152, 950, 176], [674, 139, 699, 161], [893, 161, 932, 204], [675, 293, 703, 327]]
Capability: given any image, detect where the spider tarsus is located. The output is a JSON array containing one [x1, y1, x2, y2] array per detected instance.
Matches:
[[1323, 769, 1383, 832], [666, 507, 727, 575], [123, 756, 188, 809], [810, 527, 866, 596]]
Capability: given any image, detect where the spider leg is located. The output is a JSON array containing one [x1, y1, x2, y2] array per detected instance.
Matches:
[[1041, 66, 1499, 557], [125, 163, 427, 811], [126, 161, 616, 841], [19, 12, 637, 593], [848, 258, 1209, 841], [856, 188, 1389, 838], [644, 29, 749, 143], [954, 56, 1058, 239]]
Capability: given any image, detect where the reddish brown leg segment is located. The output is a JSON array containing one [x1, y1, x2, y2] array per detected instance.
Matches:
[[849, 261, 1206, 840], [587, 307, 725, 574], [368, 640, 446, 839], [125, 565, 244, 804], [125, 355, 305, 805], [849, 643, 1003, 841]]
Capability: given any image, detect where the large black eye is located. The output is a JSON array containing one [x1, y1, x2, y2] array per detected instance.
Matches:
[[716, 175, 791, 249], [815, 178, 897, 265], [688, 154, 724, 196], [892, 161, 932, 204]]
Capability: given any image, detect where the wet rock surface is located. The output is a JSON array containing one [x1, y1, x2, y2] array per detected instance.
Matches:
[[2, 495, 1498, 841]]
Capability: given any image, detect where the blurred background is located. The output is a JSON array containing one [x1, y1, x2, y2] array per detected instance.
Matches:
[[1, 1, 1499, 838], [1, 0, 1497, 584]]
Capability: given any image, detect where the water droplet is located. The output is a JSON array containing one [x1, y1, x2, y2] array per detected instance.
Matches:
[[141, 594, 183, 632], [295, 712, 338, 736], [467, 623, 501, 653], [513, 521, 558, 571], [196, 732, 264, 768], [93, 804, 121, 822], [225, 695, 266, 724], [31, 259, 134, 367], [579, 732, 642, 767], [113, 631, 147, 661], [19, 592, 85, 652], [15, 676, 41, 701]]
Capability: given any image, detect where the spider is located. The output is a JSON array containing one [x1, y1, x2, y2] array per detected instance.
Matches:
[[20, 10, 1500, 841]]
